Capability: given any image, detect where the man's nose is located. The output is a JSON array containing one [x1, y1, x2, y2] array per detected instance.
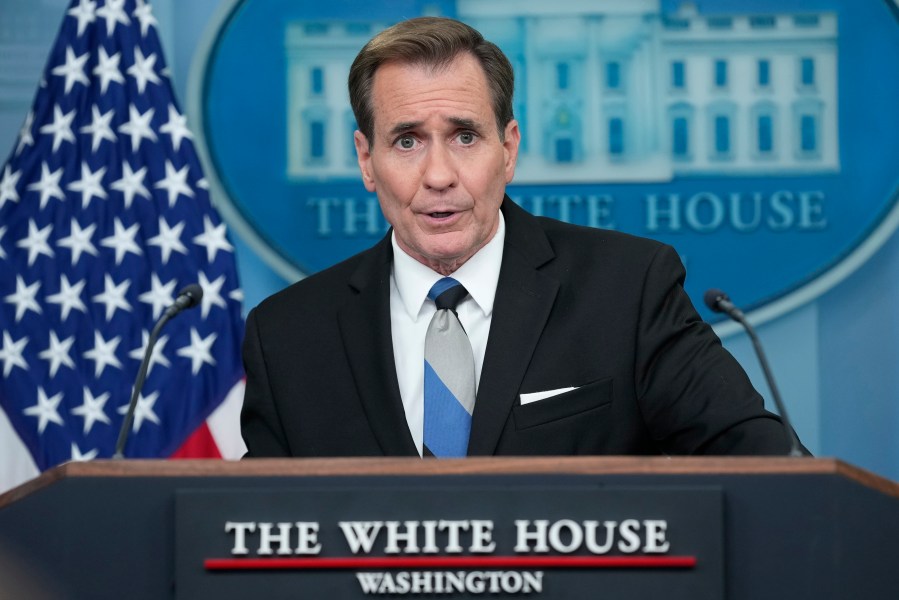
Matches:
[[421, 142, 458, 191]]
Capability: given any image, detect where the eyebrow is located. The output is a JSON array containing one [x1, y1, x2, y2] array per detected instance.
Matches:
[[387, 116, 483, 137], [388, 121, 422, 136]]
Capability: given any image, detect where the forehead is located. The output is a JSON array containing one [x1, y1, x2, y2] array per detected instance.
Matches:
[[369, 54, 493, 132]]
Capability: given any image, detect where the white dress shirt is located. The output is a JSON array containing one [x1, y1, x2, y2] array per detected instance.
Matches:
[[389, 212, 505, 456]]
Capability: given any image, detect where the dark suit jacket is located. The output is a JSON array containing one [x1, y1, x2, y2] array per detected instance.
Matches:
[[241, 197, 797, 457]]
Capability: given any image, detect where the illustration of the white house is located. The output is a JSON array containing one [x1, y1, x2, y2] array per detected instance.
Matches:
[[285, 0, 838, 183]]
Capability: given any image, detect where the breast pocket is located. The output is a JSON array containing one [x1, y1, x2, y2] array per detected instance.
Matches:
[[512, 378, 613, 430]]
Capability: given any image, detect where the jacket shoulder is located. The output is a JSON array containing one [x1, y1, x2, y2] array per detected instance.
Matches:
[[249, 242, 383, 319], [534, 217, 672, 274]]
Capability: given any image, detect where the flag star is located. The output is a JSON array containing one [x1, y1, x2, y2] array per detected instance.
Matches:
[[67, 0, 97, 37], [39, 105, 77, 153], [193, 215, 234, 263], [229, 288, 244, 303], [118, 104, 157, 152], [16, 219, 54, 266], [46, 273, 88, 321], [71, 387, 111, 434], [159, 105, 193, 152], [110, 161, 151, 208], [138, 274, 176, 320], [80, 105, 117, 153], [133, 0, 158, 37], [57, 219, 99, 265], [148, 217, 187, 264], [50, 46, 90, 94], [154, 160, 194, 207], [96, 0, 130, 36], [0, 165, 22, 210], [4, 276, 42, 322], [67, 162, 107, 208], [38, 331, 76, 378], [197, 177, 209, 190], [15, 110, 35, 155], [93, 46, 125, 94], [176, 328, 217, 375], [117, 390, 160, 433], [129, 330, 171, 374], [26, 161, 66, 209], [127, 47, 161, 94], [100, 218, 143, 265], [198, 272, 227, 319], [0, 226, 7, 260], [70, 443, 99, 462], [0, 331, 29, 377], [92, 274, 132, 321], [83, 331, 123, 377], [23, 388, 65, 434]]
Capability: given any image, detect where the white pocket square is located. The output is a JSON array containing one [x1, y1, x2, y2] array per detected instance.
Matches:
[[519, 387, 578, 405]]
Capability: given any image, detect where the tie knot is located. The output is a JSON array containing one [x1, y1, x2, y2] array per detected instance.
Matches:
[[428, 277, 469, 311]]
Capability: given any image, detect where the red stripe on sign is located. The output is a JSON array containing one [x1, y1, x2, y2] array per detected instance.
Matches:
[[205, 556, 696, 571]]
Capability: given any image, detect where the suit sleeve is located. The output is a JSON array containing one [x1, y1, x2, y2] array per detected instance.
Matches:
[[633, 244, 807, 455], [240, 307, 292, 457]]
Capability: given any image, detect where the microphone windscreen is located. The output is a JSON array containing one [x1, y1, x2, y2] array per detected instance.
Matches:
[[177, 283, 204, 309], [703, 288, 727, 313]]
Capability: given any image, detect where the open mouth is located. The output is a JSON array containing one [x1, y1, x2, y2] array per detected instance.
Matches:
[[429, 212, 455, 218]]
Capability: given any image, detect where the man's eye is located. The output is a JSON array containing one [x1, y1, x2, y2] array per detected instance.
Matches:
[[458, 132, 476, 145], [397, 136, 416, 149]]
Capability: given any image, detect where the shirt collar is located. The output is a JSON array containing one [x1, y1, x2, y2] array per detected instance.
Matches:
[[392, 211, 505, 321]]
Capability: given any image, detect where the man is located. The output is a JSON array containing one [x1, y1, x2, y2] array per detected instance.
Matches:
[[241, 17, 801, 458]]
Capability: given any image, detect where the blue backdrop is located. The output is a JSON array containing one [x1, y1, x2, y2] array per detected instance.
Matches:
[[1, 0, 897, 480]]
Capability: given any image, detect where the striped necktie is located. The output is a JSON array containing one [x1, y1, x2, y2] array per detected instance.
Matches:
[[423, 277, 476, 458]]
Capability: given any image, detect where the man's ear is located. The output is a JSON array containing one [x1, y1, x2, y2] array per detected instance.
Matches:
[[354, 130, 376, 192], [502, 119, 521, 184]]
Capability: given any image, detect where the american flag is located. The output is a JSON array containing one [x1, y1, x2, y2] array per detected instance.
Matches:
[[0, 0, 246, 492]]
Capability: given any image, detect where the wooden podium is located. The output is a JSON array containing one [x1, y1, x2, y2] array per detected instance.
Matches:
[[0, 457, 897, 599]]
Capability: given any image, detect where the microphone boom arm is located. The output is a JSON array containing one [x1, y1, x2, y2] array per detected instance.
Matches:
[[704, 289, 804, 457]]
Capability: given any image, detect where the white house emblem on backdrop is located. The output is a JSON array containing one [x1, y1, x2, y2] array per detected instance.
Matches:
[[193, 0, 898, 325]]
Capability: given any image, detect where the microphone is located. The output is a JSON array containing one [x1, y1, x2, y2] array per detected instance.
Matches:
[[164, 283, 203, 317], [113, 284, 205, 459], [704, 289, 804, 457]]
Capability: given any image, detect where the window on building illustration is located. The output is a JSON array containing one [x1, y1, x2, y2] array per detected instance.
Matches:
[[707, 17, 732, 30], [800, 115, 817, 152], [672, 116, 689, 157], [800, 57, 815, 87], [714, 60, 727, 88], [749, 16, 776, 29], [757, 59, 770, 88], [757, 115, 773, 153], [311, 67, 324, 95], [555, 137, 573, 163], [608, 118, 624, 156], [671, 61, 685, 89], [606, 61, 621, 90], [794, 15, 820, 28], [556, 62, 569, 90], [304, 23, 328, 35], [310, 121, 325, 159], [663, 17, 690, 30], [714, 115, 730, 154], [345, 23, 371, 36]]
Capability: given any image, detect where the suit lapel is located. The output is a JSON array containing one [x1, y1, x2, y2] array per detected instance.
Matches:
[[337, 235, 418, 456], [468, 199, 558, 455]]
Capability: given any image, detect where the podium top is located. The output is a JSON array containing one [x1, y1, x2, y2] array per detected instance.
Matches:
[[2, 456, 897, 508]]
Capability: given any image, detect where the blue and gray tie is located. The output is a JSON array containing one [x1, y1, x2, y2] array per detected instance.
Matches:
[[423, 277, 476, 458]]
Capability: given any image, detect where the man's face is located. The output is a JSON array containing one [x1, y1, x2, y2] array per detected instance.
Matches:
[[355, 53, 520, 275]]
